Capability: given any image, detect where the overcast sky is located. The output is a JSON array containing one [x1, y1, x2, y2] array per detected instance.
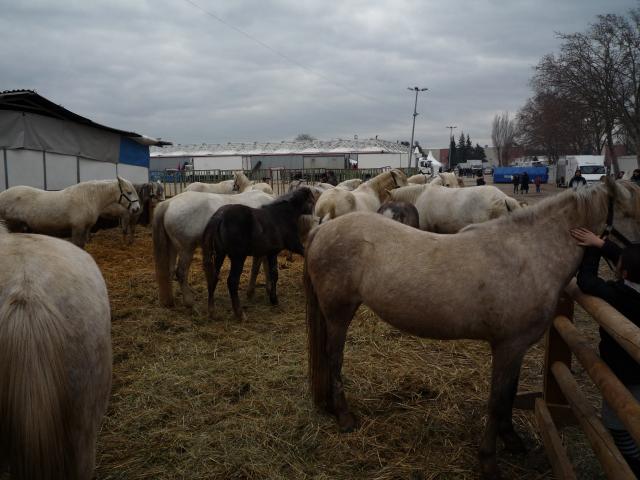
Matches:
[[1, 0, 636, 149]]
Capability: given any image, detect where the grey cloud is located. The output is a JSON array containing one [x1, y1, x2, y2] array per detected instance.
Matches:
[[0, 0, 635, 149]]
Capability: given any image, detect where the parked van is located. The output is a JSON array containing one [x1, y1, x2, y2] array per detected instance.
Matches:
[[557, 155, 605, 186]]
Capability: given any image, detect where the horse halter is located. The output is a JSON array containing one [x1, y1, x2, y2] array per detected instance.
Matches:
[[601, 196, 633, 247], [118, 181, 139, 211]]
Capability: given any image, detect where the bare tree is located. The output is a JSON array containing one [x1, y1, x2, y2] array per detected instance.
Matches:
[[517, 90, 606, 162], [491, 112, 517, 166], [532, 8, 640, 173]]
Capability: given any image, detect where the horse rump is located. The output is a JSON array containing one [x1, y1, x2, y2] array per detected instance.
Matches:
[[377, 201, 420, 228]]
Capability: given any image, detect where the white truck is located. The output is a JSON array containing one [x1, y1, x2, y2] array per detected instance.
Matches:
[[557, 155, 605, 186]]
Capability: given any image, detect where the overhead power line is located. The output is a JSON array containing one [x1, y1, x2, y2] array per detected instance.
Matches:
[[181, 0, 374, 102]]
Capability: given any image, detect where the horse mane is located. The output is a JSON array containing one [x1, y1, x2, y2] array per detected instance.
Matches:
[[390, 185, 429, 204], [267, 187, 311, 209], [361, 169, 406, 197], [496, 183, 610, 229]]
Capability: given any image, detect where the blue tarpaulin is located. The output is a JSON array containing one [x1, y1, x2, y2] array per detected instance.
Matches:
[[119, 137, 149, 167], [493, 166, 548, 184]]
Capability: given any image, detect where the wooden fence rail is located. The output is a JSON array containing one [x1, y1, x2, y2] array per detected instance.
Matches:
[[536, 278, 640, 479]]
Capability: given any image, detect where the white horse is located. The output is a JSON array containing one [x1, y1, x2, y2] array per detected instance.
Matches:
[[153, 190, 274, 307], [0, 223, 111, 479], [408, 172, 463, 187], [232, 172, 274, 195], [335, 178, 363, 190], [314, 169, 408, 222], [0, 177, 140, 248], [97, 181, 165, 244], [185, 173, 238, 194], [414, 185, 522, 233]]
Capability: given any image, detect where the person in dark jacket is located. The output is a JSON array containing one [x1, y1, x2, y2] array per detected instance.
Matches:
[[572, 227, 640, 476], [568, 169, 587, 189], [631, 169, 640, 186], [476, 172, 485, 186], [520, 171, 530, 194], [512, 174, 519, 194]]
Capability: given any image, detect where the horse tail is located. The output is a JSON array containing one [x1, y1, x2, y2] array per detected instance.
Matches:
[[152, 200, 174, 306], [304, 228, 331, 410], [0, 285, 75, 480]]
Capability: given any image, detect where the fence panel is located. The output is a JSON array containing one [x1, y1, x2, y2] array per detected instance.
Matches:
[[151, 167, 420, 197], [536, 279, 640, 479]]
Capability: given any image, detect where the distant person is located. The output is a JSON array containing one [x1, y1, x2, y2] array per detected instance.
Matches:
[[326, 170, 338, 186], [512, 174, 520, 194], [631, 169, 640, 186], [534, 175, 541, 193], [572, 227, 640, 477], [618, 171, 626, 180], [520, 172, 530, 194], [363, 173, 372, 181], [476, 173, 485, 186], [568, 169, 587, 190]]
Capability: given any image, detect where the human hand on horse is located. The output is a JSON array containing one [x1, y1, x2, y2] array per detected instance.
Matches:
[[570, 227, 605, 248]]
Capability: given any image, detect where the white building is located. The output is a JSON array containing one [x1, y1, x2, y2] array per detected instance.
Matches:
[[0, 89, 169, 191], [150, 138, 411, 172]]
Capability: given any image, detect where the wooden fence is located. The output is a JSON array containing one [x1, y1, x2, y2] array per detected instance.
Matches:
[[535, 278, 640, 479], [150, 167, 419, 197]]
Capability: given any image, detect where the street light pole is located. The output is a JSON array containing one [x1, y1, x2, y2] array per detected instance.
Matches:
[[408, 86, 428, 169], [446, 125, 457, 171]]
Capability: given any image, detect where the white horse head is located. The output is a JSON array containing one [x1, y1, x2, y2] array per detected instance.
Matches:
[[116, 176, 141, 214]]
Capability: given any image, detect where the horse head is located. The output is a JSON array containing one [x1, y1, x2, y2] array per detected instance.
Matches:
[[603, 177, 640, 243], [116, 176, 141, 214]]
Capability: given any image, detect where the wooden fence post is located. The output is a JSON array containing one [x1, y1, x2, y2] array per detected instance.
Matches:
[[543, 292, 576, 426]]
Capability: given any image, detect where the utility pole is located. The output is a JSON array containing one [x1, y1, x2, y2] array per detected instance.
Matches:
[[407, 87, 428, 169], [446, 125, 457, 170]]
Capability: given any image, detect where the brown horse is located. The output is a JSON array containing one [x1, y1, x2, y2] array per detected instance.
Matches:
[[0, 223, 112, 479], [304, 178, 640, 479]]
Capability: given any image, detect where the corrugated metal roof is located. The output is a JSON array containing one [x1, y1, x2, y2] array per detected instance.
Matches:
[[0, 89, 171, 146], [150, 138, 409, 157]]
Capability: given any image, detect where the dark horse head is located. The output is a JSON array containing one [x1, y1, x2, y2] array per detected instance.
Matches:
[[269, 186, 315, 217]]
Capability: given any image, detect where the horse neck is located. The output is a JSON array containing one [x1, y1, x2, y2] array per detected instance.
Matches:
[[237, 174, 252, 192], [365, 174, 395, 201], [506, 187, 610, 285], [77, 181, 121, 211]]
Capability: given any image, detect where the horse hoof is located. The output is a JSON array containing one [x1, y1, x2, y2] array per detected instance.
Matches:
[[478, 453, 502, 480], [501, 431, 527, 454], [270, 298, 279, 306], [337, 412, 357, 433]]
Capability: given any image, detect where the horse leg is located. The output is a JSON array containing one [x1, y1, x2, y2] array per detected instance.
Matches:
[[262, 257, 271, 296], [175, 249, 196, 307], [324, 302, 359, 432], [267, 254, 279, 305], [71, 227, 89, 248], [207, 253, 225, 320], [246, 256, 262, 299], [478, 342, 527, 480], [227, 256, 247, 322]]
